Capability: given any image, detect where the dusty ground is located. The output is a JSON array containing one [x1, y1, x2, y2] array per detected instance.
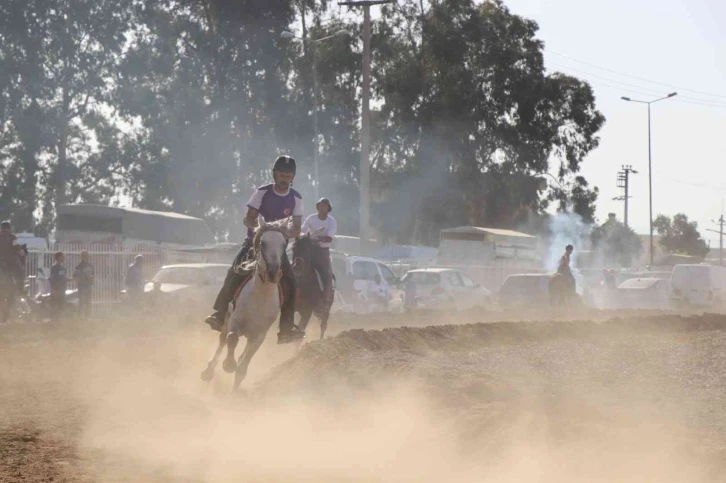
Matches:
[[2, 309, 726, 482]]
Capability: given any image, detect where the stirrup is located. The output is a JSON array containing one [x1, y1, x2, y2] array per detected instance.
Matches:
[[204, 313, 224, 331]]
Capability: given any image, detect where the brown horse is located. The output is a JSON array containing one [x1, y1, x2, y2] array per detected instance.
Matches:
[[291, 233, 334, 340], [548, 272, 578, 307]]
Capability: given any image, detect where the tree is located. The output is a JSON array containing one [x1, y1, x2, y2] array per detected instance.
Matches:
[[654, 213, 709, 258], [114, 0, 298, 239], [0, 0, 133, 234], [591, 213, 642, 267], [370, 0, 605, 244], [1, 0, 606, 244]]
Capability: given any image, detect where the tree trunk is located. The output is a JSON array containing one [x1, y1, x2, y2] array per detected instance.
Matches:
[[55, 88, 71, 210]]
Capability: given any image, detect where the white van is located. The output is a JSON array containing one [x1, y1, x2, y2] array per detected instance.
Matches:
[[330, 253, 402, 312], [671, 264, 726, 307]]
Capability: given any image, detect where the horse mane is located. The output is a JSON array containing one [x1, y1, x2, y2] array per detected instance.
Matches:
[[253, 218, 289, 247]]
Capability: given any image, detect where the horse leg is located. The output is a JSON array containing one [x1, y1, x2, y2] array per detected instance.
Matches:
[[298, 306, 313, 333], [320, 312, 329, 340], [201, 328, 227, 382], [223, 330, 240, 374], [233, 333, 265, 391]]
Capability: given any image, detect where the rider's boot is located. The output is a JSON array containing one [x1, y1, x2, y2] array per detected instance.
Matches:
[[277, 262, 305, 344], [204, 269, 245, 331]]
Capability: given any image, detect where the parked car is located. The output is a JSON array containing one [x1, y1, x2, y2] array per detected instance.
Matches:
[[331, 253, 404, 312], [400, 268, 492, 311], [498, 273, 551, 308], [615, 277, 672, 309], [671, 264, 726, 307], [142, 263, 229, 314]]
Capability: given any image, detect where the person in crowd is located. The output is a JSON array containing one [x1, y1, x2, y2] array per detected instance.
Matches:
[[301, 197, 337, 307], [73, 251, 95, 319], [50, 251, 67, 321], [0, 221, 26, 295], [126, 254, 145, 303], [370, 274, 391, 311], [403, 277, 418, 311]]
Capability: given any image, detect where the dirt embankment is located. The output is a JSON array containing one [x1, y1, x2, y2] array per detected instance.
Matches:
[[3, 311, 726, 482], [260, 312, 726, 395]]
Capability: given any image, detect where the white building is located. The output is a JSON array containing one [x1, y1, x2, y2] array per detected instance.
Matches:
[[437, 226, 538, 265], [56, 204, 214, 249]]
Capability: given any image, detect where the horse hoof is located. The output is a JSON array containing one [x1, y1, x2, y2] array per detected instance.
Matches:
[[200, 367, 215, 382], [222, 358, 237, 374]]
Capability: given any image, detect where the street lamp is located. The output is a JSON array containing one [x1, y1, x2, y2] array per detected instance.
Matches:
[[281, 29, 350, 200], [622, 92, 677, 267]]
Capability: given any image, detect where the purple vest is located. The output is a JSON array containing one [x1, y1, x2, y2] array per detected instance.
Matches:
[[247, 184, 301, 239]]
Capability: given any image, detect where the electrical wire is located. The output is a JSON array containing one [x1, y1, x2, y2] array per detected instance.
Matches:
[[546, 63, 726, 109], [545, 49, 726, 100]]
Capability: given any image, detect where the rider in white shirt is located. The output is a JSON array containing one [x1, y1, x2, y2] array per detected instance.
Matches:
[[301, 198, 337, 305]]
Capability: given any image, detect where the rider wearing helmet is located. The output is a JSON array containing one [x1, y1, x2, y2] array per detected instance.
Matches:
[[0, 221, 26, 295], [301, 198, 337, 307], [204, 155, 305, 344]]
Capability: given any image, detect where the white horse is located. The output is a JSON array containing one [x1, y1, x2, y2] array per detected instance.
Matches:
[[201, 218, 289, 391]]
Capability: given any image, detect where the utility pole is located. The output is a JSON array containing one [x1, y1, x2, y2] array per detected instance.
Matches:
[[622, 92, 678, 267], [339, 0, 393, 253], [707, 213, 725, 266], [612, 165, 637, 228]]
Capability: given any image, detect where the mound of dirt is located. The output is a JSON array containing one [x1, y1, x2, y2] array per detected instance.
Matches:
[[258, 312, 726, 397]]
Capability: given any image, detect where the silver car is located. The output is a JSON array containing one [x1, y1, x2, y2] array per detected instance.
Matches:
[[401, 268, 492, 310]]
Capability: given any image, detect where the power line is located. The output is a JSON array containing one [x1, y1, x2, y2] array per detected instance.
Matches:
[[652, 175, 726, 192], [545, 49, 726, 100], [548, 61, 667, 95], [548, 65, 726, 109], [547, 60, 726, 109]]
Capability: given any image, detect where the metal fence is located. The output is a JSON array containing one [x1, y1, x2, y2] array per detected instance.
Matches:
[[25, 243, 210, 312]]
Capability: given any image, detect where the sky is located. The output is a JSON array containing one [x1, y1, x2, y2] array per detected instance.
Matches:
[[500, 0, 726, 245]]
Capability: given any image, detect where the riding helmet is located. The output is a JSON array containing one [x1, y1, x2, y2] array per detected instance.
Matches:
[[272, 155, 297, 175], [316, 198, 332, 212]]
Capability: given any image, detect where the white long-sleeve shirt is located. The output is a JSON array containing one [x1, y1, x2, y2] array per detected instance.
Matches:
[[301, 214, 337, 248]]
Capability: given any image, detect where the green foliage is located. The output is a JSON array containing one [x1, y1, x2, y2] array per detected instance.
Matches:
[[590, 213, 642, 268], [0, 0, 132, 234], [0, 0, 605, 244], [370, 0, 604, 243], [654, 213, 709, 258]]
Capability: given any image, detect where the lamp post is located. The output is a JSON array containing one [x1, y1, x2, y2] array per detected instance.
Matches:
[[621, 92, 677, 267], [281, 29, 350, 201]]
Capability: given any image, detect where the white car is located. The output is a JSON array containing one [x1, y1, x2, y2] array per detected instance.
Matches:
[[671, 264, 726, 307], [144, 263, 229, 314], [400, 268, 492, 310], [616, 277, 672, 310]]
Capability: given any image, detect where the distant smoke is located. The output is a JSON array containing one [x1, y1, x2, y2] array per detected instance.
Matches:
[[546, 212, 589, 293]]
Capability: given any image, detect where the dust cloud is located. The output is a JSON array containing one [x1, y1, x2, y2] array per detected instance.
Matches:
[[2, 312, 726, 482]]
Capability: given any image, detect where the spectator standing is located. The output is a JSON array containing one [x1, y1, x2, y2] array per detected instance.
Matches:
[[73, 251, 94, 319], [49, 252, 67, 321], [403, 278, 418, 311], [125, 255, 145, 303], [370, 274, 391, 311]]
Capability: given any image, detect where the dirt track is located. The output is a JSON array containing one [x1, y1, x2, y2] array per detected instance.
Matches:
[[2, 309, 726, 482]]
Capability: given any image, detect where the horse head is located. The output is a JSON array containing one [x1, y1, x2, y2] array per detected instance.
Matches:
[[292, 232, 315, 279], [252, 217, 289, 284]]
